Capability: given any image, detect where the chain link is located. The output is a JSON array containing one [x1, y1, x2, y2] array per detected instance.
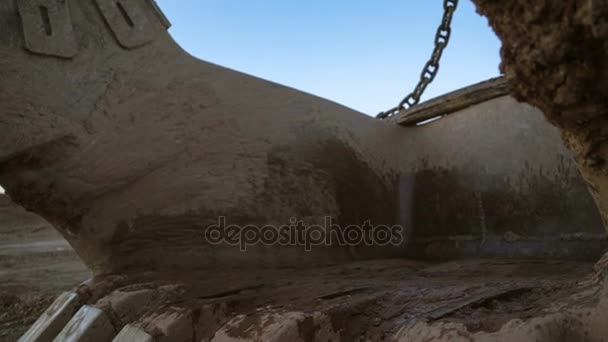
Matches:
[[377, 0, 458, 119]]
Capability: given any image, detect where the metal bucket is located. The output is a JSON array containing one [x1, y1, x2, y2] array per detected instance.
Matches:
[[394, 78, 606, 261]]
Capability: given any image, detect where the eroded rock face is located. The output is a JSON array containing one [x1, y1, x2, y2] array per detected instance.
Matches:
[[472, 0, 608, 224]]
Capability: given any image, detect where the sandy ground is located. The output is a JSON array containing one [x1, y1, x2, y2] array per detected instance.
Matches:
[[0, 195, 89, 341]]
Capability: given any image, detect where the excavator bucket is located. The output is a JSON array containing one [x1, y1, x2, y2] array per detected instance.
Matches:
[[1, 1, 606, 341], [394, 78, 606, 262]]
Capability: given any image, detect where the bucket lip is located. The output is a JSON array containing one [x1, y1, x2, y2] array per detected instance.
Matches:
[[394, 76, 509, 126]]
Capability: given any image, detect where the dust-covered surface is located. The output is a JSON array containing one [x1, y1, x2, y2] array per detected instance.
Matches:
[[1, 0, 604, 281], [472, 0, 608, 228], [75, 257, 601, 341], [0, 194, 88, 341], [0, 192, 605, 341], [0, 0, 404, 275], [1, 0, 608, 339]]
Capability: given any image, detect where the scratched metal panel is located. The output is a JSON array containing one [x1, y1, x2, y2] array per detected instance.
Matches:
[[17, 0, 78, 58]]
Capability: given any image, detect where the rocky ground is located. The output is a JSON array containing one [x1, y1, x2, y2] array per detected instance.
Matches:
[[0, 194, 88, 341]]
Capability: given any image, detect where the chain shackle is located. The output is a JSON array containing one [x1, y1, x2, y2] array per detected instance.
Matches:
[[377, 0, 458, 119]]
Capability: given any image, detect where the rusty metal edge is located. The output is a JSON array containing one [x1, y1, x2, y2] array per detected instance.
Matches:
[[395, 76, 510, 126]]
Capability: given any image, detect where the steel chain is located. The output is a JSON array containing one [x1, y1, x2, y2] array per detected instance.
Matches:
[[377, 0, 458, 119]]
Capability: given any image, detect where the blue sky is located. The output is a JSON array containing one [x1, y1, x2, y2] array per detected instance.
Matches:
[[156, 1, 501, 115]]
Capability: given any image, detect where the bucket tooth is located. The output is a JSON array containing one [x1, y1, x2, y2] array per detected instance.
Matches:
[[18, 292, 82, 342], [53, 305, 115, 342], [113, 325, 153, 342]]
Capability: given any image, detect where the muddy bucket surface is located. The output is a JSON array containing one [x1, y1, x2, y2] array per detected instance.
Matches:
[[394, 78, 607, 261], [10, 77, 608, 342]]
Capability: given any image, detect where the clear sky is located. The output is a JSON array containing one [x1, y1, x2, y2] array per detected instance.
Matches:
[[156, 1, 501, 115]]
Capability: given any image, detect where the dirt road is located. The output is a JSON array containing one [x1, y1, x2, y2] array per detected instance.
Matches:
[[0, 195, 88, 341]]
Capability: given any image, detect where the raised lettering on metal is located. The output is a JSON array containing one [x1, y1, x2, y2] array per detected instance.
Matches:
[[17, 0, 78, 58], [94, 0, 156, 49]]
